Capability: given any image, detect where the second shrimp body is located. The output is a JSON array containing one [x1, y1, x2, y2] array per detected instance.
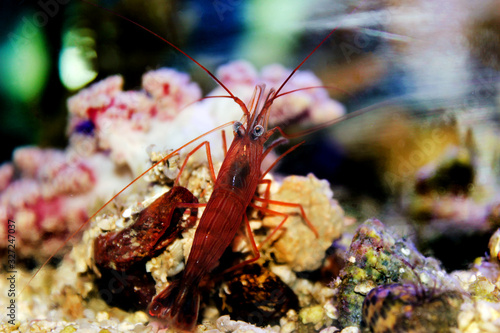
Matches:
[[149, 86, 292, 331]]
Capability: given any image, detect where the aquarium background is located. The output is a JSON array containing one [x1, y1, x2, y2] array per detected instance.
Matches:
[[1, 0, 498, 157], [2, 1, 500, 331]]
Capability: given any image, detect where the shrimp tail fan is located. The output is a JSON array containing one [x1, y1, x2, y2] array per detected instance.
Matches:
[[149, 280, 200, 332]]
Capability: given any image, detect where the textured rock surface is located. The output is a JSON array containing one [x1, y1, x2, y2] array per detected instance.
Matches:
[[262, 174, 345, 272], [333, 219, 457, 328]]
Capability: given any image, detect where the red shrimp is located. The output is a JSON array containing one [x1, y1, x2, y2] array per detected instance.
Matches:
[[148, 85, 313, 331], [139, 10, 363, 330]]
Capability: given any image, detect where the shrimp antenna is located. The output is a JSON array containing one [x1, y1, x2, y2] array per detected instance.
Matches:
[[279, 97, 401, 139], [80, 0, 249, 116], [273, 5, 361, 99]]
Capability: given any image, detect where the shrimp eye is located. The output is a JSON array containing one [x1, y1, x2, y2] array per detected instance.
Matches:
[[252, 125, 264, 139], [233, 121, 244, 136]]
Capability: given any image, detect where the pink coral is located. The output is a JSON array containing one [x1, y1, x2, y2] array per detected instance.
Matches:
[[0, 148, 95, 259], [214, 61, 345, 128], [67, 75, 123, 120], [0, 163, 13, 192], [216, 60, 259, 87], [66, 62, 343, 171], [260, 63, 345, 126], [66, 69, 204, 171], [142, 68, 202, 119]]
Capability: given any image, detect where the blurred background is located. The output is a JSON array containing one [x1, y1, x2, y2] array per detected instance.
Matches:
[[1, 0, 500, 270], [2, 0, 497, 160]]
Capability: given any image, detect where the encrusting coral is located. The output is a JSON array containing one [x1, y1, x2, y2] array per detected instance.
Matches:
[[333, 219, 463, 329]]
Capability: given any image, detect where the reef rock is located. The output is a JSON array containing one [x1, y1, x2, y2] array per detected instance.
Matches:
[[262, 174, 345, 272], [333, 219, 460, 328]]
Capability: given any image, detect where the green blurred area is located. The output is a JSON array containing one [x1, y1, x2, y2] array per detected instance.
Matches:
[[0, 1, 181, 163]]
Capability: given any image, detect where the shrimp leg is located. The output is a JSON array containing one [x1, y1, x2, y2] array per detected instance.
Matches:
[[257, 178, 273, 210], [175, 141, 217, 186], [222, 195, 316, 274], [250, 197, 319, 244], [221, 214, 261, 275], [221, 130, 228, 157]]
